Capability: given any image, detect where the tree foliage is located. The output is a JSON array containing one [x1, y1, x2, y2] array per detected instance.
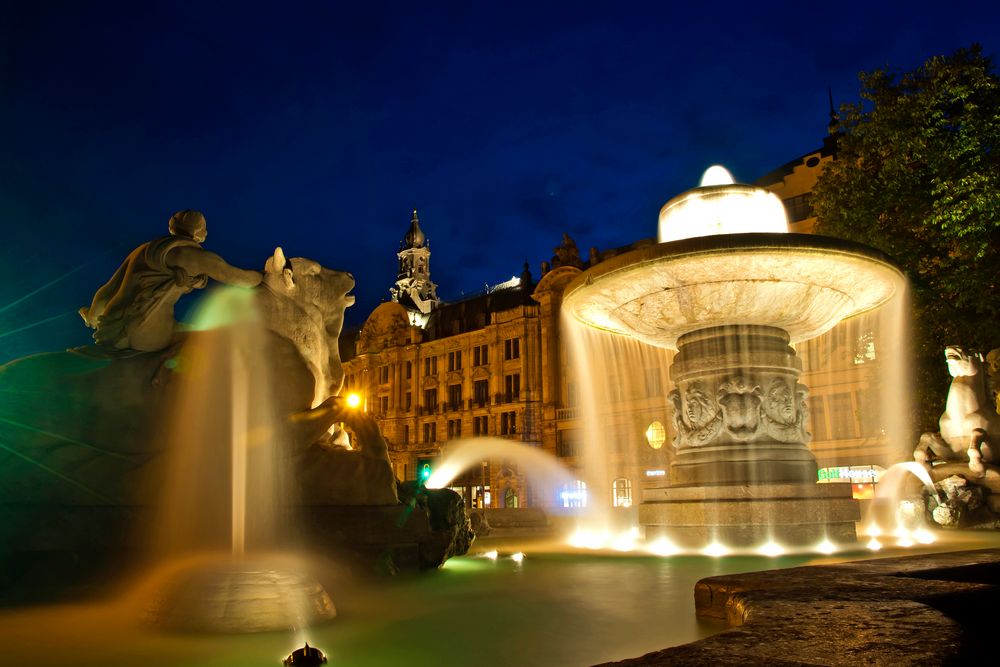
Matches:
[[812, 45, 1000, 430]]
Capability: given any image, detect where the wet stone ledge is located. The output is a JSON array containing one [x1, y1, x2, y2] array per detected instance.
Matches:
[[597, 549, 1000, 666]]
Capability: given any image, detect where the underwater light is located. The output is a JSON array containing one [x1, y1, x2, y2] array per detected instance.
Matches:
[[569, 529, 607, 550], [283, 642, 327, 666], [703, 542, 729, 557], [914, 529, 935, 545], [646, 538, 679, 557], [865, 524, 882, 538], [483, 550, 498, 560], [510, 552, 525, 563], [345, 392, 362, 409], [815, 539, 837, 555], [866, 537, 882, 551], [757, 541, 785, 557], [897, 535, 915, 548]]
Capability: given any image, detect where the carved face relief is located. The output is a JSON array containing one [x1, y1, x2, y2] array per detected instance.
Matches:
[[763, 378, 796, 425], [717, 377, 762, 440], [682, 382, 714, 429]]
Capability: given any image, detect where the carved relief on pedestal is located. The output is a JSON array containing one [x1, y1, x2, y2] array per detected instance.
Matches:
[[669, 381, 722, 448], [716, 376, 762, 441], [760, 378, 810, 443], [670, 374, 810, 449]]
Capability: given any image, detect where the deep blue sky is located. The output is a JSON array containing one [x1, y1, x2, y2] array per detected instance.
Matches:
[[3, 1, 999, 359]]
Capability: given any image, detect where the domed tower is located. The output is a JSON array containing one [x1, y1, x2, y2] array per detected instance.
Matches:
[[390, 209, 440, 315]]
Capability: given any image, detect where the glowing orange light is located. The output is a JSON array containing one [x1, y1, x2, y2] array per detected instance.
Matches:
[[345, 393, 362, 409]]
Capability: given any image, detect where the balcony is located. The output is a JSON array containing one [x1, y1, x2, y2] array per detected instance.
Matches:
[[556, 406, 580, 421]]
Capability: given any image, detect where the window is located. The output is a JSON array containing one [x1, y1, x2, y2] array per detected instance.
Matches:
[[612, 478, 633, 508], [379, 395, 389, 414], [402, 425, 409, 445], [473, 415, 489, 436], [556, 430, 581, 457], [423, 388, 437, 412], [473, 344, 489, 366], [853, 331, 877, 364], [783, 193, 813, 223], [448, 384, 462, 411], [501, 411, 517, 435], [809, 397, 828, 441], [829, 393, 857, 440], [644, 367, 662, 397], [378, 365, 389, 384], [404, 391, 412, 410], [504, 337, 520, 360], [560, 480, 587, 508], [645, 421, 666, 449], [447, 419, 462, 439], [405, 361, 412, 379], [422, 422, 437, 444], [423, 356, 438, 376], [504, 373, 520, 402], [448, 350, 463, 372], [474, 379, 489, 407]]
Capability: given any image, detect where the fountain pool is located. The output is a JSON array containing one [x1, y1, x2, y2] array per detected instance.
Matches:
[[5, 539, 990, 667]]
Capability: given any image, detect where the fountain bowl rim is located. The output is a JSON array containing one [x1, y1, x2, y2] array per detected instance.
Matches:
[[562, 232, 906, 348]]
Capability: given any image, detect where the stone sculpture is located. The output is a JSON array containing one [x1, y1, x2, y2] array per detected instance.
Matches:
[[914, 346, 1000, 467], [79, 210, 262, 352], [668, 375, 809, 450], [910, 346, 1000, 530], [0, 219, 471, 581]]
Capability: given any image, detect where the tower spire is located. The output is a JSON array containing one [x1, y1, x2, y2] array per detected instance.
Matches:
[[390, 209, 438, 316]]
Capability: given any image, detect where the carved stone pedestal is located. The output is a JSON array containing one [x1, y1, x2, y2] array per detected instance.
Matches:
[[668, 325, 817, 486], [640, 324, 859, 547], [640, 483, 859, 548]]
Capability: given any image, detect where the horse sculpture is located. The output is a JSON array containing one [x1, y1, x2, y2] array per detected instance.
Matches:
[[914, 346, 999, 467]]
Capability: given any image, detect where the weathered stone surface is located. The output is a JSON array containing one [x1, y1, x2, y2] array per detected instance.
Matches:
[[599, 549, 1000, 666]]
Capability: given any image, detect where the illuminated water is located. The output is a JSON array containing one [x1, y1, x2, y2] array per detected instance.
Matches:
[[425, 437, 574, 495], [5, 533, 999, 667], [0, 550, 869, 666]]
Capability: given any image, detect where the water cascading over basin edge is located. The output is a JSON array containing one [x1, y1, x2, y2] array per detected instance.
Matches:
[[561, 166, 906, 547]]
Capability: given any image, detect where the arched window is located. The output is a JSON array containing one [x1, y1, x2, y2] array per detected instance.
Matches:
[[645, 420, 666, 449], [612, 478, 633, 508], [504, 486, 519, 508], [560, 480, 588, 508]]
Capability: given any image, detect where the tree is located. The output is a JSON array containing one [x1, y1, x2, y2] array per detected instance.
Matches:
[[812, 45, 1000, 432]]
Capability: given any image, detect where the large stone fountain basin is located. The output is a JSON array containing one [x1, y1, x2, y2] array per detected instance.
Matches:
[[563, 233, 905, 348]]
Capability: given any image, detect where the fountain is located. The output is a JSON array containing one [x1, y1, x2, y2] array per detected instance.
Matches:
[[0, 218, 473, 634], [562, 166, 907, 547]]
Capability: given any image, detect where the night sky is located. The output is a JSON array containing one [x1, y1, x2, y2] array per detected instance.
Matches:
[[3, 1, 999, 360]]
